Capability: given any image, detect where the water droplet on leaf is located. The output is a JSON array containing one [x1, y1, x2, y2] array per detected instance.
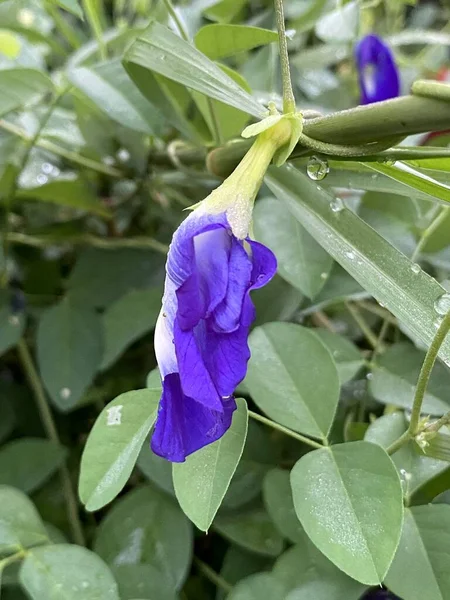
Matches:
[[345, 251, 355, 260], [60, 387, 71, 399], [41, 162, 54, 174], [411, 263, 421, 274], [307, 156, 329, 181], [36, 174, 48, 185], [330, 197, 344, 213], [434, 293, 450, 316]]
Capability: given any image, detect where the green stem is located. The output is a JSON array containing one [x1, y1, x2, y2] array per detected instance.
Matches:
[[45, 1, 82, 49], [412, 206, 449, 262], [274, 0, 296, 113], [248, 410, 323, 449], [82, 0, 107, 60], [298, 133, 402, 158], [161, 0, 189, 40], [7, 232, 168, 254], [412, 80, 450, 102], [346, 302, 380, 350], [0, 550, 26, 570], [387, 310, 450, 455], [17, 340, 85, 547], [194, 558, 233, 593], [0, 120, 123, 177]]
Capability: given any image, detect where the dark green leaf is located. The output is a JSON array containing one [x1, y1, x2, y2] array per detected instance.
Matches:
[[195, 24, 277, 60], [101, 288, 161, 370], [54, 0, 83, 18], [124, 21, 265, 118], [19, 545, 119, 600], [0, 438, 66, 493], [226, 572, 287, 600], [18, 180, 111, 217], [79, 389, 160, 511], [173, 398, 248, 531], [214, 507, 284, 557], [262, 468, 303, 544], [245, 322, 339, 440], [385, 505, 450, 600], [291, 441, 403, 585], [37, 297, 103, 410], [254, 197, 333, 298], [312, 329, 364, 384], [137, 441, 175, 496], [94, 486, 193, 591]]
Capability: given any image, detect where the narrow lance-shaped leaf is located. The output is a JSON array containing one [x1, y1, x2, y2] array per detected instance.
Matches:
[[265, 166, 450, 366]]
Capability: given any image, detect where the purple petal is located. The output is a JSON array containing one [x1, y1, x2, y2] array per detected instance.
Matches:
[[212, 237, 253, 333], [355, 34, 400, 104], [151, 373, 236, 462], [174, 319, 224, 411]]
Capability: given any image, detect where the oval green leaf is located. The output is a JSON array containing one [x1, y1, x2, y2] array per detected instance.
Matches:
[[245, 322, 339, 440], [19, 545, 119, 600], [0, 486, 48, 553], [226, 572, 287, 600], [79, 389, 160, 511], [173, 398, 248, 531], [290, 441, 404, 585], [262, 468, 303, 544], [94, 486, 193, 591], [195, 24, 278, 60]]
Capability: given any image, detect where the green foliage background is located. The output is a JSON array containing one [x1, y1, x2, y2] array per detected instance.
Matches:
[[0, 0, 450, 599]]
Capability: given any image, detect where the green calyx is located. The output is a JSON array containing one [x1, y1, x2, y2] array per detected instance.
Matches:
[[241, 102, 303, 167]]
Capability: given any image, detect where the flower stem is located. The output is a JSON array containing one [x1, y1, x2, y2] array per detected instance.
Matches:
[[387, 310, 450, 455], [345, 302, 380, 350], [17, 339, 85, 547], [412, 206, 449, 263], [248, 410, 323, 449], [194, 558, 233, 593], [273, 0, 296, 114]]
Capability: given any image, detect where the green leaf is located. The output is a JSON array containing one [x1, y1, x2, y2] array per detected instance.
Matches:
[[315, 0, 359, 42], [253, 197, 333, 298], [54, 0, 83, 18], [0, 394, 15, 444], [290, 441, 403, 585], [385, 505, 450, 600], [252, 274, 302, 327], [365, 413, 449, 499], [226, 572, 287, 600], [272, 536, 367, 600], [312, 329, 364, 384], [68, 59, 163, 134], [195, 24, 277, 60], [0, 439, 66, 494], [67, 247, 165, 309], [262, 468, 303, 544], [94, 486, 193, 591], [0, 486, 48, 553], [265, 166, 450, 366], [37, 297, 104, 411], [173, 398, 248, 531], [218, 547, 271, 600], [137, 441, 175, 496], [17, 180, 111, 217], [111, 565, 178, 600], [369, 342, 450, 415], [366, 161, 450, 205], [214, 507, 284, 557], [79, 389, 160, 511], [123, 21, 265, 118], [0, 69, 53, 117], [204, 0, 247, 23], [245, 322, 339, 440], [101, 288, 161, 370], [19, 545, 119, 600]]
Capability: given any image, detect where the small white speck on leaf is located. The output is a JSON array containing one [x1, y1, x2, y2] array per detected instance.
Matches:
[[60, 387, 71, 400], [106, 405, 123, 426]]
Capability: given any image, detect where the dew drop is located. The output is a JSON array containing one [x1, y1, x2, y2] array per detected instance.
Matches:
[[307, 156, 329, 181], [60, 387, 71, 400], [117, 148, 130, 162], [434, 293, 450, 316], [320, 272, 328, 280], [345, 251, 355, 260], [36, 174, 48, 185], [366, 372, 373, 381], [330, 197, 344, 213], [411, 263, 421, 275], [41, 162, 54, 174]]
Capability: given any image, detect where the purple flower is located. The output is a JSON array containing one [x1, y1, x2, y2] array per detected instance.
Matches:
[[151, 208, 277, 462], [355, 34, 400, 104]]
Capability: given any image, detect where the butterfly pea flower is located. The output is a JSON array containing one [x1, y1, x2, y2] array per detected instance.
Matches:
[[151, 114, 300, 462], [355, 34, 400, 104]]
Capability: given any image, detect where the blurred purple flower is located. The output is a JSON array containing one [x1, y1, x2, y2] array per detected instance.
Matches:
[[355, 34, 400, 104], [151, 209, 276, 462]]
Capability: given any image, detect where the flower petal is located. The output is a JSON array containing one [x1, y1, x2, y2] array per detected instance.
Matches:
[[151, 373, 236, 462], [355, 34, 400, 104]]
